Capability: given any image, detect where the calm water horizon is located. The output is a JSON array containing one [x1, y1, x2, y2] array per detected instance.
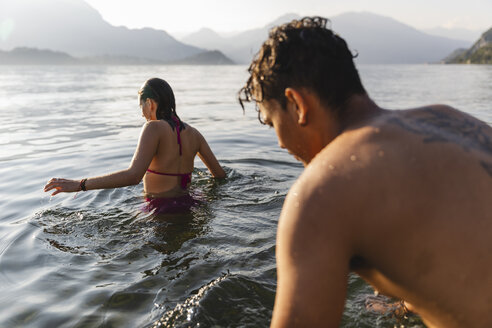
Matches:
[[0, 64, 491, 327]]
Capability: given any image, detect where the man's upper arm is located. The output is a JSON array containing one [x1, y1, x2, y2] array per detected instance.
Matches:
[[271, 178, 351, 328]]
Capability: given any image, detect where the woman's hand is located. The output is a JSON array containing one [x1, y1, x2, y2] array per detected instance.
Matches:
[[44, 178, 81, 196]]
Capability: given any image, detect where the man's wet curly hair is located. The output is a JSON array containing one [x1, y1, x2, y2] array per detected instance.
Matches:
[[238, 16, 366, 121]]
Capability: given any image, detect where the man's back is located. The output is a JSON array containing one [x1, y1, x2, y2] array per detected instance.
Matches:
[[283, 105, 492, 327]]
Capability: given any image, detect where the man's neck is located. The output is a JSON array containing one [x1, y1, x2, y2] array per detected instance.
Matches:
[[302, 94, 383, 165], [337, 94, 383, 132]]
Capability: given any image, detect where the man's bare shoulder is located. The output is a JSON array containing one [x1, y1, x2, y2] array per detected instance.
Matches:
[[286, 104, 492, 233], [381, 105, 492, 150], [321, 105, 492, 177]]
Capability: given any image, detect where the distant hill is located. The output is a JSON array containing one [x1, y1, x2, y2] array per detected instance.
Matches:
[[441, 48, 468, 63], [181, 12, 472, 64], [0, 47, 234, 65], [0, 0, 202, 62], [169, 50, 235, 65], [0, 47, 78, 64], [0, 47, 166, 65], [445, 27, 492, 64]]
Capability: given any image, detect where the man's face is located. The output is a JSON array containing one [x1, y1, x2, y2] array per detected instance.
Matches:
[[258, 99, 310, 166]]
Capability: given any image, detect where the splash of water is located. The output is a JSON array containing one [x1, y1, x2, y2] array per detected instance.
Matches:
[[151, 272, 230, 328]]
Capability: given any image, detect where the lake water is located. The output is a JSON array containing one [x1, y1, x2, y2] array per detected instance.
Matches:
[[0, 64, 491, 328]]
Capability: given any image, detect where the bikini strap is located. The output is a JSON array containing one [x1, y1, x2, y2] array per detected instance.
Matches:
[[171, 116, 182, 155], [146, 169, 191, 189]]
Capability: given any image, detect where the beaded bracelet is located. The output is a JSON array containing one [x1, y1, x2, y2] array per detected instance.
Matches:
[[80, 178, 88, 191]]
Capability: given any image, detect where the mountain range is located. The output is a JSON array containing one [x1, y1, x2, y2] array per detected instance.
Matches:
[[0, 0, 231, 64], [0, 0, 479, 65], [182, 12, 472, 64]]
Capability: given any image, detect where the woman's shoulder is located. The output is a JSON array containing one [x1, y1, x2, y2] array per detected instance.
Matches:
[[181, 122, 200, 135], [144, 119, 172, 130], [141, 120, 173, 138], [181, 123, 207, 147], [144, 119, 203, 141]]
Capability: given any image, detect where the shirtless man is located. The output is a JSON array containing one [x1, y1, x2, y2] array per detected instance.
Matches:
[[239, 17, 492, 327]]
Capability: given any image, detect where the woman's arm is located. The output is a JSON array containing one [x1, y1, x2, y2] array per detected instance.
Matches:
[[197, 131, 226, 178], [44, 122, 160, 196]]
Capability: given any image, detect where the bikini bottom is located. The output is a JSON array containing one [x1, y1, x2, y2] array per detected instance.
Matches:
[[144, 194, 198, 214]]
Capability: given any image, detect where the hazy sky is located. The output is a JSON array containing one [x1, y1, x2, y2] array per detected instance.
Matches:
[[84, 0, 491, 35]]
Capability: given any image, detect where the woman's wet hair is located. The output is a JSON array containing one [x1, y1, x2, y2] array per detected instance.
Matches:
[[238, 16, 366, 122], [139, 78, 184, 130]]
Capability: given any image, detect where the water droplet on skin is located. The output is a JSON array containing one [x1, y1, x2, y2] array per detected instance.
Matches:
[[294, 202, 300, 208], [374, 128, 380, 133], [378, 150, 385, 157], [350, 155, 357, 161], [329, 164, 335, 170]]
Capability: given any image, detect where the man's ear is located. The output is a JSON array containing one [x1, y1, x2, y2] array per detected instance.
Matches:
[[285, 88, 308, 126]]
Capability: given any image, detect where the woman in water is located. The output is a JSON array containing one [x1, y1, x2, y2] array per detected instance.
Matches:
[[44, 78, 225, 212]]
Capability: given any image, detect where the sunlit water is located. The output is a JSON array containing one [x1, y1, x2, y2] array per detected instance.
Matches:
[[0, 64, 491, 328]]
